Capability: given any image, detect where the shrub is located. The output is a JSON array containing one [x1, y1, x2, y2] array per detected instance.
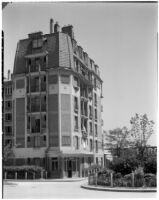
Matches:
[[134, 167, 144, 187], [144, 174, 156, 187], [144, 157, 157, 174], [4, 165, 45, 179]]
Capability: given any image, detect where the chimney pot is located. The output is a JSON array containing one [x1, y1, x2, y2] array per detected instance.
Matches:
[[50, 18, 54, 34]]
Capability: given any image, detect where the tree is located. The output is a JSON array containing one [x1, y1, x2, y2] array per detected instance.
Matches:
[[104, 127, 130, 157], [3, 142, 14, 162], [129, 113, 155, 165]]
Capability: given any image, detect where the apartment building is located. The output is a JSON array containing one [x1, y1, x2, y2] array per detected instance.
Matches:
[[3, 73, 13, 149], [6, 19, 104, 178]]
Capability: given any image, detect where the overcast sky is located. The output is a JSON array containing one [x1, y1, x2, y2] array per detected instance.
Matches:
[[2, 2, 157, 145]]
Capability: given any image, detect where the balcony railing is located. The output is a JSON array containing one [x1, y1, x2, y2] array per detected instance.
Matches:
[[31, 105, 40, 112]]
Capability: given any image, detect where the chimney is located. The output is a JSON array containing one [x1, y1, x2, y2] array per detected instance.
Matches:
[[50, 18, 54, 34], [62, 25, 74, 39], [8, 70, 10, 80], [54, 22, 60, 33]]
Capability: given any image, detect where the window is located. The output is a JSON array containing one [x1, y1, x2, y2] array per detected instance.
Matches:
[[41, 75, 46, 91], [89, 122, 92, 135], [48, 75, 58, 84], [43, 135, 46, 141], [16, 79, 25, 89], [62, 136, 71, 146], [31, 77, 39, 92], [89, 106, 92, 119], [31, 96, 40, 112], [95, 109, 97, 121], [32, 38, 42, 48], [95, 124, 98, 137], [34, 136, 41, 147], [73, 76, 78, 87], [95, 141, 98, 153], [41, 114, 46, 129], [90, 139, 93, 151], [74, 136, 79, 150], [61, 75, 70, 84], [52, 158, 58, 171], [5, 101, 12, 110], [41, 95, 46, 112], [27, 115, 30, 130], [31, 116, 40, 133], [94, 93, 97, 106], [5, 87, 12, 95], [5, 113, 12, 121], [27, 136, 30, 142], [74, 97, 78, 112], [74, 116, 78, 130], [5, 126, 12, 134]]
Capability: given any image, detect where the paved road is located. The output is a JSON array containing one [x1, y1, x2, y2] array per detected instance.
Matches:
[[3, 180, 156, 199]]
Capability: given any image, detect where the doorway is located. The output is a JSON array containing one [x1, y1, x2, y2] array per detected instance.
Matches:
[[68, 160, 72, 178]]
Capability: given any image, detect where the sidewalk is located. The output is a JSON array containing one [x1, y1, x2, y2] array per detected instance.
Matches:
[[81, 183, 157, 192], [3, 177, 87, 183]]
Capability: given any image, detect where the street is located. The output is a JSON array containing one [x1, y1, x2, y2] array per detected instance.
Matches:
[[3, 180, 156, 199]]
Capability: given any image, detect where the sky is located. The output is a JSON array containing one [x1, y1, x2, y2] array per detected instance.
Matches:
[[2, 2, 158, 145]]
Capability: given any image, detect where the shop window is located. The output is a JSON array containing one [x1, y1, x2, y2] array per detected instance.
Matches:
[[52, 158, 58, 171], [61, 75, 70, 84]]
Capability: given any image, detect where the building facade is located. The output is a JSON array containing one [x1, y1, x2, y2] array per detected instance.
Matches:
[[5, 19, 104, 178]]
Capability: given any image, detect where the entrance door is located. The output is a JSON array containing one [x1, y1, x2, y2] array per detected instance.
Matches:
[[68, 160, 72, 178]]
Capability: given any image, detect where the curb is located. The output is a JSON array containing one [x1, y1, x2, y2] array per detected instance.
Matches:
[[81, 184, 157, 193], [4, 178, 87, 183]]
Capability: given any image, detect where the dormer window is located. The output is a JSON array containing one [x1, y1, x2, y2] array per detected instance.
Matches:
[[32, 38, 42, 48]]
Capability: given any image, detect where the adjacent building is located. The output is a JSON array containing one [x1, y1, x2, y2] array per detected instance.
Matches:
[[4, 19, 104, 178]]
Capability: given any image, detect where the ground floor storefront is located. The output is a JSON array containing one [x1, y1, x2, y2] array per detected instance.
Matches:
[[4, 154, 104, 179]]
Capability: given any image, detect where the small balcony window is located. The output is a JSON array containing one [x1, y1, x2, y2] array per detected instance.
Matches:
[[74, 116, 78, 131], [61, 75, 70, 84]]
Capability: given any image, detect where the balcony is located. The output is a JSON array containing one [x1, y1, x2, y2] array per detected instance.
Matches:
[[41, 83, 46, 92], [30, 64, 40, 73], [82, 129, 88, 139], [31, 105, 40, 112], [74, 106, 78, 113]]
